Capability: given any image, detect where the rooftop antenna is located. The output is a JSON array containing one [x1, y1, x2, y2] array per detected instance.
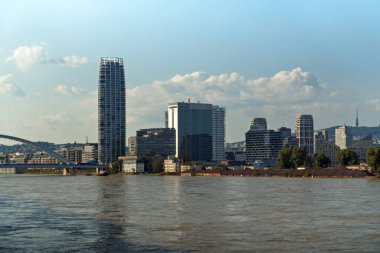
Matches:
[[86, 136, 88, 144]]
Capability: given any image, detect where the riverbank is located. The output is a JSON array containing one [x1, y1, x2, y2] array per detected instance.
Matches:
[[181, 168, 375, 178]]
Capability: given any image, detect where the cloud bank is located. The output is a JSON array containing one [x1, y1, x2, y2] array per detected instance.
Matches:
[[6, 45, 89, 70], [55, 84, 85, 96], [126, 67, 322, 124]]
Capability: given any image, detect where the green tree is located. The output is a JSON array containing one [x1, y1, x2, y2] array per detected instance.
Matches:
[[366, 147, 380, 172], [312, 153, 331, 168], [277, 145, 293, 169], [291, 146, 307, 168], [108, 159, 123, 174], [337, 148, 358, 167], [276, 146, 308, 169], [151, 157, 164, 173]]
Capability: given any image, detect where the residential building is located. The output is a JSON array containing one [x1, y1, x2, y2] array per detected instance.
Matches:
[[164, 156, 181, 173], [315, 131, 340, 165], [128, 136, 137, 156], [278, 127, 298, 147], [135, 128, 175, 156], [82, 143, 98, 163], [350, 135, 374, 162], [56, 147, 83, 164], [212, 105, 226, 162], [29, 152, 57, 164], [245, 118, 294, 165], [295, 114, 314, 156], [335, 125, 353, 149], [250, 118, 267, 130], [98, 57, 126, 164], [245, 129, 284, 164]]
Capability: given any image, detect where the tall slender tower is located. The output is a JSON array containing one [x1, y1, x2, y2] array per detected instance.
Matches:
[[295, 114, 314, 156], [212, 105, 226, 162], [98, 57, 126, 164], [355, 107, 359, 127]]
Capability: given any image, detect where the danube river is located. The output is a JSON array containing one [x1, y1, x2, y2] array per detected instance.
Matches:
[[1, 175, 379, 252]]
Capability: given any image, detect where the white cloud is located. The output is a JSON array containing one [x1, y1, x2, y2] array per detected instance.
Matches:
[[6, 45, 48, 70], [39, 112, 76, 126], [6, 45, 89, 69], [127, 67, 321, 119], [124, 67, 330, 138], [0, 74, 25, 96], [366, 99, 380, 112], [55, 84, 85, 96], [62, 55, 89, 67]]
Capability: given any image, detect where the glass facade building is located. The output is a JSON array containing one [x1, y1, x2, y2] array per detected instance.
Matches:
[[167, 102, 213, 162], [245, 119, 297, 164], [98, 57, 126, 164], [135, 128, 176, 157]]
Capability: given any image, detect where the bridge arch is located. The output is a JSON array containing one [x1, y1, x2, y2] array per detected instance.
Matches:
[[0, 134, 72, 165]]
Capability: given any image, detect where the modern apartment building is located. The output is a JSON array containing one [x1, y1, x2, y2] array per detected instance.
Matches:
[[212, 105, 226, 161], [295, 114, 314, 156], [315, 131, 340, 165], [245, 118, 295, 164], [98, 57, 126, 164], [250, 118, 267, 130]]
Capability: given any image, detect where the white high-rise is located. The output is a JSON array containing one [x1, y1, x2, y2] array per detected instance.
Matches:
[[295, 114, 314, 156], [212, 106, 226, 162], [335, 125, 353, 149]]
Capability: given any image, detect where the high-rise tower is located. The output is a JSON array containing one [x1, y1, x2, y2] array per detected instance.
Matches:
[[295, 114, 314, 156], [250, 118, 267, 130], [167, 101, 213, 162], [335, 125, 353, 149], [212, 105, 226, 162], [98, 57, 126, 164]]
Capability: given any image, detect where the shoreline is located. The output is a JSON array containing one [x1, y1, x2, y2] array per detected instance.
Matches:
[[180, 168, 376, 179]]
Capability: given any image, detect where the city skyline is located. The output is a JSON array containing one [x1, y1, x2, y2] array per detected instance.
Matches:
[[1, 1, 380, 143]]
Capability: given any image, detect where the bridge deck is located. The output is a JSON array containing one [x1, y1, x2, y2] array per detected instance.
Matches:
[[0, 164, 106, 169]]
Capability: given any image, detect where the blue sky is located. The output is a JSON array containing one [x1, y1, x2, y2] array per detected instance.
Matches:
[[0, 0, 379, 143]]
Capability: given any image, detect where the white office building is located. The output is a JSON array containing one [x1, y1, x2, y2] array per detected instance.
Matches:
[[335, 125, 353, 149]]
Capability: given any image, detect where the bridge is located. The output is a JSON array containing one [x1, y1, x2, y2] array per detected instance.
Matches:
[[0, 134, 106, 175]]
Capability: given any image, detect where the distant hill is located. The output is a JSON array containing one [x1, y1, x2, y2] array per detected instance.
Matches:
[[319, 126, 380, 142], [226, 140, 245, 151]]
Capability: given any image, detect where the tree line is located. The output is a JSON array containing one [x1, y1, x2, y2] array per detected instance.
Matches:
[[276, 145, 380, 172]]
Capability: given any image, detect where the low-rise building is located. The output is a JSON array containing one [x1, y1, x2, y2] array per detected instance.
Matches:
[[29, 152, 57, 164], [120, 156, 145, 173], [56, 147, 83, 164], [164, 156, 182, 174], [82, 143, 98, 163]]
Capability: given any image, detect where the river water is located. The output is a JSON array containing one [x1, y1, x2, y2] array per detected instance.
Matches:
[[0, 175, 379, 252]]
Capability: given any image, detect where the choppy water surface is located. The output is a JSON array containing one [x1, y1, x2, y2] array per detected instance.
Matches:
[[0, 175, 379, 252]]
